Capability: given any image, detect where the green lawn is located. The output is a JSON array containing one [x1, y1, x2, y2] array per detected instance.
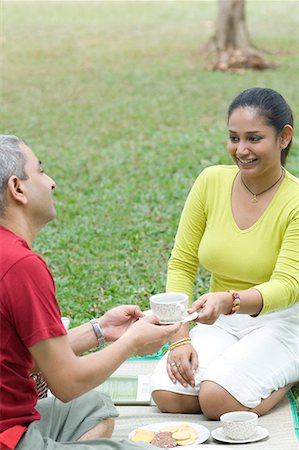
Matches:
[[2, 0, 299, 413]]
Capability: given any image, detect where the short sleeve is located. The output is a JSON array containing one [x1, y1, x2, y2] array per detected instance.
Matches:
[[4, 255, 66, 348]]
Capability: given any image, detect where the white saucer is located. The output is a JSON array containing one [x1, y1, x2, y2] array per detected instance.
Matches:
[[144, 310, 198, 324], [211, 425, 269, 444]]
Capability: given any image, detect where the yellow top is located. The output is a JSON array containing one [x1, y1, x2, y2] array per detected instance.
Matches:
[[166, 165, 299, 315]]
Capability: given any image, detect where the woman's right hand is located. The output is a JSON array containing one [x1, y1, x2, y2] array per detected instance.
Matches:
[[166, 343, 198, 388]]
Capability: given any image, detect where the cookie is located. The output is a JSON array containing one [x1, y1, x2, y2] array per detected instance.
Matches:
[[160, 425, 179, 433], [172, 425, 197, 445], [151, 431, 177, 448], [176, 437, 197, 446], [176, 424, 193, 431], [130, 428, 155, 443], [172, 431, 191, 440]]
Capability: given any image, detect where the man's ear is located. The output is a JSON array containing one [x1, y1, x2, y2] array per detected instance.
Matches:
[[280, 124, 293, 149], [7, 176, 28, 205]]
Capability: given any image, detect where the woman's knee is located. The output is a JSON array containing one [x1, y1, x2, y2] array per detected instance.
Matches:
[[199, 381, 247, 420], [152, 390, 200, 414]]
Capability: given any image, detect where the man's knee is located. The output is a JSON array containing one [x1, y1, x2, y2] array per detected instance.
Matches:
[[78, 417, 115, 441]]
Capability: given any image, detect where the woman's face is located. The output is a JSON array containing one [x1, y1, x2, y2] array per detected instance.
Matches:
[[227, 107, 282, 178]]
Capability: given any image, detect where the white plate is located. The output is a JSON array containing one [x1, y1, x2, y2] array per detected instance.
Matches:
[[211, 425, 269, 443], [128, 421, 210, 447], [167, 446, 229, 450], [190, 446, 230, 450], [144, 310, 198, 324]]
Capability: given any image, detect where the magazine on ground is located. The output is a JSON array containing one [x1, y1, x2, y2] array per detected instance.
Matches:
[[95, 354, 160, 405], [97, 374, 153, 405]]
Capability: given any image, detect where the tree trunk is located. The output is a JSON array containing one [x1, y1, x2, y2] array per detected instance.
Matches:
[[207, 0, 273, 71]]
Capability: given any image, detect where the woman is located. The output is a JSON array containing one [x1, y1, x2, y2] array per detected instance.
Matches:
[[150, 87, 299, 419]]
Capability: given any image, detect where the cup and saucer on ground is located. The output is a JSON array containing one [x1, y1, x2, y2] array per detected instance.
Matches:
[[211, 411, 269, 444]]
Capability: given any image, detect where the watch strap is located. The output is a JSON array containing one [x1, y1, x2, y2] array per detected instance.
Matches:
[[90, 318, 105, 347]]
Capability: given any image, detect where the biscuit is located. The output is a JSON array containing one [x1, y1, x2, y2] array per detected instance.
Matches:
[[173, 425, 197, 446], [131, 423, 198, 447], [172, 431, 191, 440], [176, 437, 197, 446], [130, 428, 155, 443], [176, 424, 192, 431], [151, 431, 177, 448], [182, 428, 197, 438], [160, 425, 179, 433]]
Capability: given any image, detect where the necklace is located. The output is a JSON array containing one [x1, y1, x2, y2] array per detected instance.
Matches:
[[241, 169, 284, 203]]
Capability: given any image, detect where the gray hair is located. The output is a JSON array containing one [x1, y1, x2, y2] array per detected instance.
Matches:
[[0, 135, 28, 216]]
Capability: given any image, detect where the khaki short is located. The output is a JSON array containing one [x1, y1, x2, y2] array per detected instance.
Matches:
[[16, 390, 152, 450]]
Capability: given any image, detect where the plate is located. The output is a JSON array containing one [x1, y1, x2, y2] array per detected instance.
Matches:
[[144, 310, 198, 324], [128, 421, 210, 447], [211, 425, 269, 443], [165, 447, 229, 450], [190, 446, 230, 450]]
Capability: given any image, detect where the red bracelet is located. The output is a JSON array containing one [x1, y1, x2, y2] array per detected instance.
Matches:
[[226, 290, 241, 315]]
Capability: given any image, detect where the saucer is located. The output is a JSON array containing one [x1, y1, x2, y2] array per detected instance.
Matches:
[[211, 425, 269, 443], [144, 310, 198, 324]]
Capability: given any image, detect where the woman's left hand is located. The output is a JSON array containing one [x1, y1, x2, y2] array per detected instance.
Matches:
[[188, 292, 232, 325]]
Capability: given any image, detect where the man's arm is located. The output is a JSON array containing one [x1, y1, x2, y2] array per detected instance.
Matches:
[[29, 315, 181, 403], [68, 305, 145, 355], [67, 322, 100, 356]]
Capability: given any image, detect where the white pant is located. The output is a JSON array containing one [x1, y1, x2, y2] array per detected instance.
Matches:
[[150, 304, 299, 408]]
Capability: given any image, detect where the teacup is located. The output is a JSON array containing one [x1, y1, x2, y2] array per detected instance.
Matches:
[[150, 292, 188, 322], [220, 411, 258, 440]]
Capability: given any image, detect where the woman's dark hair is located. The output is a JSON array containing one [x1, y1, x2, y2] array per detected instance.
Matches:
[[228, 87, 294, 165]]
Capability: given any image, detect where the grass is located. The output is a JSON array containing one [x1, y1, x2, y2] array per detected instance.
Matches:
[[2, 0, 299, 414]]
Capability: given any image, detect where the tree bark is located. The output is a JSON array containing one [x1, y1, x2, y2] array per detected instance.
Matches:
[[207, 0, 274, 71]]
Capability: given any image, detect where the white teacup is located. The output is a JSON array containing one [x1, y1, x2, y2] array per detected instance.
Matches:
[[150, 292, 188, 322], [220, 411, 258, 440]]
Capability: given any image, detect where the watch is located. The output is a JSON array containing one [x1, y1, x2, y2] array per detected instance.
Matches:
[[90, 318, 106, 347]]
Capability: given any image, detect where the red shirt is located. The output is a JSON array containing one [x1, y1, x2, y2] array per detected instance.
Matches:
[[0, 226, 66, 433]]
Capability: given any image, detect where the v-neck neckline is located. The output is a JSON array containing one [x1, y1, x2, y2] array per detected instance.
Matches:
[[229, 169, 286, 233]]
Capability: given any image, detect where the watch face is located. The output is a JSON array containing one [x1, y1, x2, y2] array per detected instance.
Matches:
[[90, 319, 105, 347]]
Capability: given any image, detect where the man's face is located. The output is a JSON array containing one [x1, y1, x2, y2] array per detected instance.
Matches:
[[19, 143, 56, 227]]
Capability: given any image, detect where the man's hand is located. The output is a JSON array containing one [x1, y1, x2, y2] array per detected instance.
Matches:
[[121, 314, 182, 356], [29, 314, 181, 402], [100, 305, 144, 342]]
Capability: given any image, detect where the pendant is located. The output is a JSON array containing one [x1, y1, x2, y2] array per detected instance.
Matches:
[[252, 195, 257, 203]]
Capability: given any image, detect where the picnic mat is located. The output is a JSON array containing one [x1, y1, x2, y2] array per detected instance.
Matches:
[[103, 359, 299, 449], [113, 396, 298, 449]]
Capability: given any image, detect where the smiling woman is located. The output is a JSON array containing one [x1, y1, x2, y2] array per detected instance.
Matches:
[[228, 106, 287, 203], [227, 88, 293, 206], [150, 87, 299, 421], [228, 87, 294, 165], [227, 89, 294, 228]]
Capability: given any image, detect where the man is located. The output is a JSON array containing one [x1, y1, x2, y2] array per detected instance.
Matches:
[[0, 135, 181, 450]]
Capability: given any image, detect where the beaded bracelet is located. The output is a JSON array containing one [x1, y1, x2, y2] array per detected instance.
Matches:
[[226, 290, 241, 315]]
